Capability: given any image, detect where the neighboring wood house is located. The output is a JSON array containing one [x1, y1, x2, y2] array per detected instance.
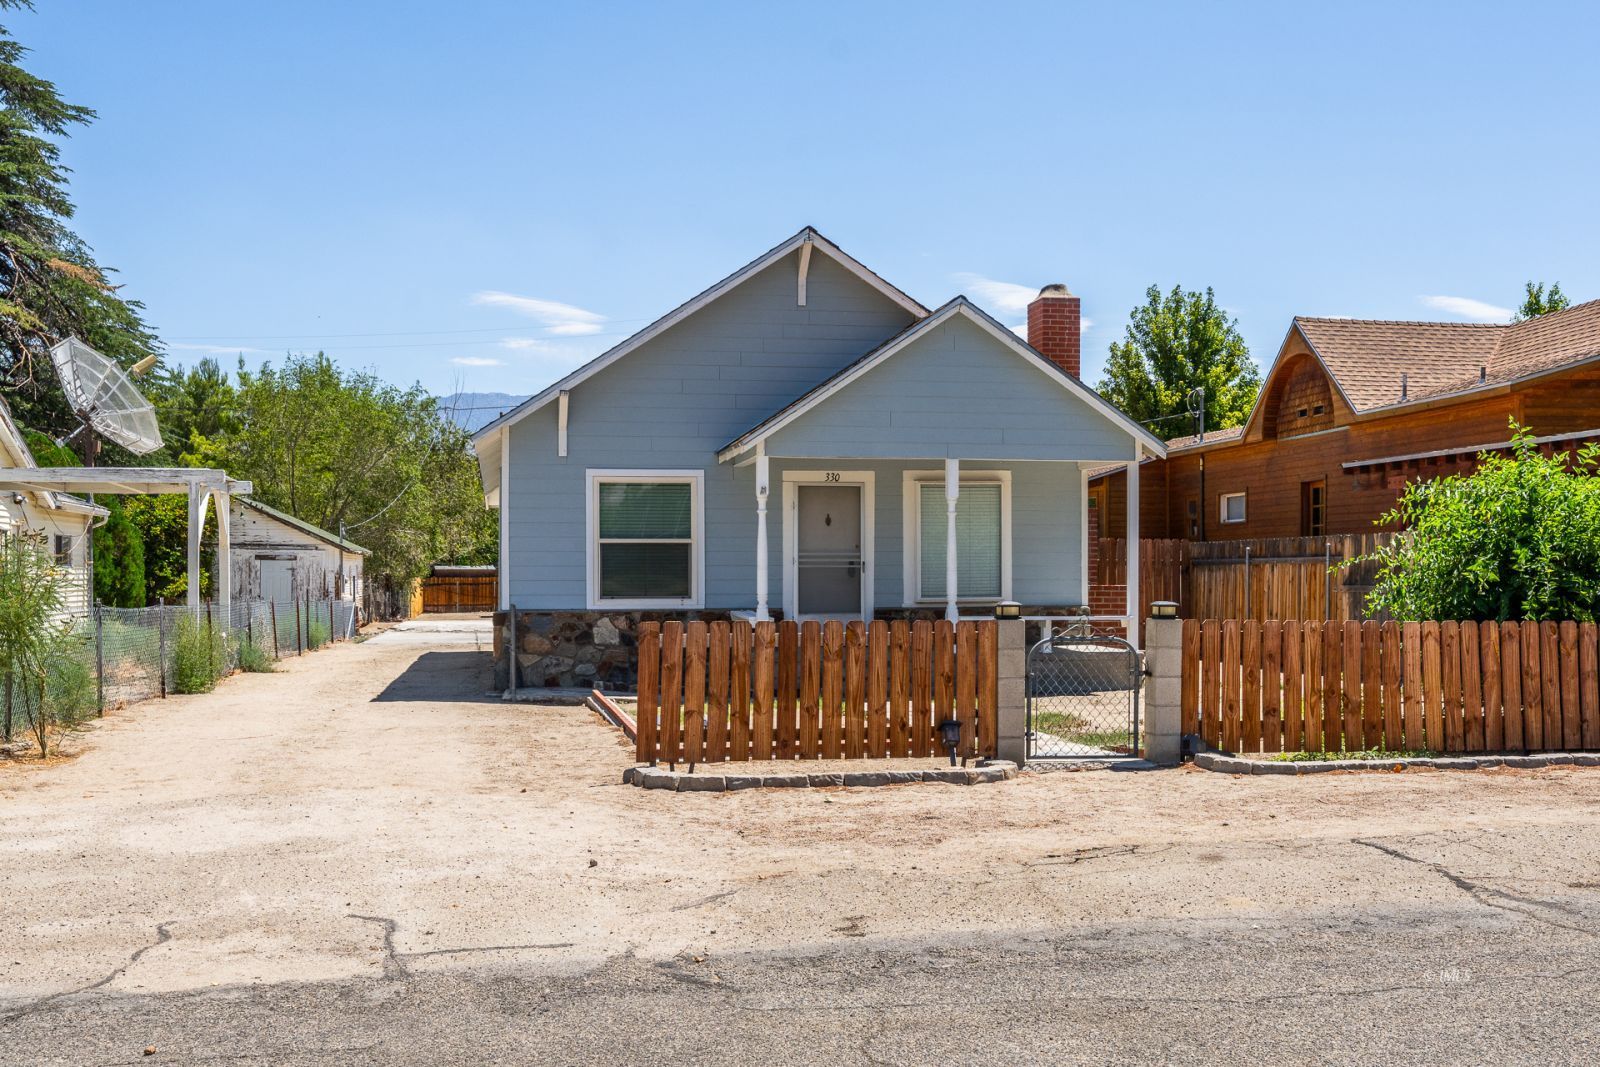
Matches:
[[473, 228, 1165, 686], [0, 398, 107, 618], [229, 497, 368, 604], [1090, 300, 1600, 541]]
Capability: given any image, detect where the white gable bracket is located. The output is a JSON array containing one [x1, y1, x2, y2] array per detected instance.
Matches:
[[558, 390, 569, 458], [797, 238, 812, 307]]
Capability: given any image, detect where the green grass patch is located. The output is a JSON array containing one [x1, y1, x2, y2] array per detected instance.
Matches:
[[1271, 748, 1440, 762]]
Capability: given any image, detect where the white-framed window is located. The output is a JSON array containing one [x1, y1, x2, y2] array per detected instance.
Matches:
[[1219, 491, 1247, 525], [586, 470, 704, 609], [902, 470, 1011, 604]]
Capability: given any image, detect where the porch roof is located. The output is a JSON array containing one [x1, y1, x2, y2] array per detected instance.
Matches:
[[717, 297, 1167, 464]]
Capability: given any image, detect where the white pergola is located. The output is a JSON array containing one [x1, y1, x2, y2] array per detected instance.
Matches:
[[0, 467, 252, 614]]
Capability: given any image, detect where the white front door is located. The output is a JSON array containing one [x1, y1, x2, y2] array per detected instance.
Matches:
[[792, 483, 865, 618]]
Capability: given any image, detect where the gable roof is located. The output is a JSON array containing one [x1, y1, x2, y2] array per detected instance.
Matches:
[[470, 227, 927, 448], [1292, 296, 1600, 413], [236, 497, 369, 555], [717, 296, 1167, 462]]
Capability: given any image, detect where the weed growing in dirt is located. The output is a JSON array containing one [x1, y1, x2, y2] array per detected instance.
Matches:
[[173, 613, 226, 693], [236, 639, 275, 673]]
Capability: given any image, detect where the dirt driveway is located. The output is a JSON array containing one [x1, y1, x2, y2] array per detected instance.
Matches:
[[4, 621, 1600, 1063]]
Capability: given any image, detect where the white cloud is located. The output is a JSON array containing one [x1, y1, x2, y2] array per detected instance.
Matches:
[[168, 342, 269, 355], [499, 337, 553, 351], [954, 272, 1038, 316], [451, 356, 502, 367], [471, 291, 605, 335], [1419, 295, 1513, 323]]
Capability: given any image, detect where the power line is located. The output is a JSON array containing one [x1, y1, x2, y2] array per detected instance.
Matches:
[[166, 316, 655, 342]]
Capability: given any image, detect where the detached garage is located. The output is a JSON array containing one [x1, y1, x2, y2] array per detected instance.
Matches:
[[229, 498, 368, 605]]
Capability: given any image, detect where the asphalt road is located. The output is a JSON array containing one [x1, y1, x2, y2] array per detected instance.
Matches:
[[3, 618, 1599, 1065]]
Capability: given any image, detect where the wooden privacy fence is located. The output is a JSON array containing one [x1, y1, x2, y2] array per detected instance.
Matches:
[[1181, 618, 1600, 755], [420, 575, 497, 613], [635, 619, 999, 764]]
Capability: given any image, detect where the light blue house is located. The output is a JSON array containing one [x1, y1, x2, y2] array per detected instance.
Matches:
[[473, 229, 1164, 686]]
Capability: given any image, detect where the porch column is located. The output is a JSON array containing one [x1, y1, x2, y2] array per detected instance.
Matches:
[[754, 445, 770, 621], [214, 490, 231, 627], [1125, 456, 1140, 649], [944, 457, 959, 623], [185, 481, 210, 610]]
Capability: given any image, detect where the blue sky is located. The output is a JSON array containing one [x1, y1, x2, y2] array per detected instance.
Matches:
[[16, 1, 1600, 404]]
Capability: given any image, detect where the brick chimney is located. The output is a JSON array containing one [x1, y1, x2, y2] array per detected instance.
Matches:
[[1027, 283, 1081, 378]]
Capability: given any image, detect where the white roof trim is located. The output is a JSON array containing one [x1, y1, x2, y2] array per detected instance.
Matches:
[[470, 227, 928, 448], [716, 298, 1167, 463]]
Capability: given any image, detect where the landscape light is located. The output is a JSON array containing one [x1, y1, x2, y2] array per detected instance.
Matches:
[[993, 601, 1022, 620], [937, 719, 963, 767], [1150, 601, 1180, 620]]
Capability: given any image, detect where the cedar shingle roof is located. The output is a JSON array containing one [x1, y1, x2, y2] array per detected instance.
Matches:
[[1294, 297, 1600, 412]]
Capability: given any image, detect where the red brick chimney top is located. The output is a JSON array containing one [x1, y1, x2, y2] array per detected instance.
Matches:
[[1027, 284, 1081, 378]]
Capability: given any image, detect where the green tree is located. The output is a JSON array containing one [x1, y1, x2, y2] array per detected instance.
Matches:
[[1513, 281, 1570, 322], [122, 494, 200, 604], [149, 356, 239, 465], [1098, 284, 1260, 435], [1359, 423, 1600, 622], [21, 427, 145, 605], [216, 352, 493, 583], [0, 1, 160, 439]]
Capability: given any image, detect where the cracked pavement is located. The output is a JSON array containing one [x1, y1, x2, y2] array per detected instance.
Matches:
[[3, 618, 1600, 1064]]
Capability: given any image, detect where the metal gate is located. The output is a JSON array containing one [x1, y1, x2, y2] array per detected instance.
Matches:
[[1026, 626, 1142, 759]]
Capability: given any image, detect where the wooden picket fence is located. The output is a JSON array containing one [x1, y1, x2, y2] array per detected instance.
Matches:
[[1181, 618, 1600, 754], [635, 619, 999, 764], [420, 575, 497, 613]]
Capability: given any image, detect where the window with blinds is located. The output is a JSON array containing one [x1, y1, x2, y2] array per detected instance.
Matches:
[[918, 482, 1002, 601], [595, 480, 694, 600]]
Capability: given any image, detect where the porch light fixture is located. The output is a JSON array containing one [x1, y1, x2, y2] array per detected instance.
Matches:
[[937, 719, 964, 767], [1150, 601, 1180, 620], [993, 601, 1022, 620]]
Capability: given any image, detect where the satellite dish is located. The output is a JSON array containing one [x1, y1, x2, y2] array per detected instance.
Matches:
[[48, 336, 163, 455]]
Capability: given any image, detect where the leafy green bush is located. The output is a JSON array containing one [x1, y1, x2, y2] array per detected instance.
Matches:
[[236, 638, 275, 673], [1360, 423, 1600, 622], [43, 637, 97, 727], [306, 620, 331, 649], [172, 613, 226, 693]]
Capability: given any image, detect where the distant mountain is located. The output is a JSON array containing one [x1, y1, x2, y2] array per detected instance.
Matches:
[[438, 391, 530, 433]]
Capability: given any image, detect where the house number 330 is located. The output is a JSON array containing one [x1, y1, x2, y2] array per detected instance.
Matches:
[[824, 472, 840, 482]]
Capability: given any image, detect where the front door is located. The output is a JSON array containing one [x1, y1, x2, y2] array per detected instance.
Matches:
[[795, 483, 864, 617]]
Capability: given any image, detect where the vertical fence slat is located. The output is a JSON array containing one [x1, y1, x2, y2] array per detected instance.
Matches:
[[845, 622, 867, 759], [1342, 621, 1363, 753], [682, 622, 707, 766], [821, 621, 845, 760], [1401, 622, 1423, 750], [1381, 621, 1403, 751], [868, 620, 890, 758], [636, 623, 660, 762], [977, 621, 998, 758], [1500, 621, 1524, 752], [659, 621, 684, 765], [1282, 620, 1302, 752], [889, 621, 911, 758], [1460, 621, 1484, 753], [1261, 620, 1282, 753], [1421, 622, 1443, 751], [1580, 622, 1600, 751], [1560, 621, 1582, 751], [1360, 620, 1382, 749], [911, 621, 934, 757], [730, 621, 752, 760], [1303, 622, 1323, 751], [1540, 621, 1562, 751], [1180, 619, 1200, 738], [1324, 622, 1345, 753], [1201, 620, 1222, 749], [1522, 620, 1544, 750], [1440, 622, 1463, 753], [705, 622, 729, 763], [933, 620, 955, 756], [1221, 621, 1241, 754], [1481, 621, 1504, 752], [798, 622, 821, 758], [1241, 621, 1262, 754], [956, 622, 977, 757], [752, 621, 776, 760], [776, 621, 799, 760]]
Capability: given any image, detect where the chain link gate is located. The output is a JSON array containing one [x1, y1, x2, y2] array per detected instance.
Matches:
[[1026, 624, 1143, 759]]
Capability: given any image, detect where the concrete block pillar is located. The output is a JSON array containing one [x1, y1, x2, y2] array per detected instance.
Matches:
[[996, 619, 1027, 765], [1143, 613, 1183, 765]]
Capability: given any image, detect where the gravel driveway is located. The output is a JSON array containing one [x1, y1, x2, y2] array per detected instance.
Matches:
[[3, 619, 1600, 1064]]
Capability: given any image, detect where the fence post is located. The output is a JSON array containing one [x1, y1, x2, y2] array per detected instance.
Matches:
[[206, 600, 217, 680], [94, 598, 105, 716], [296, 598, 303, 655], [157, 597, 167, 699], [505, 604, 519, 695], [269, 601, 280, 659], [1142, 608, 1183, 766], [995, 619, 1027, 765]]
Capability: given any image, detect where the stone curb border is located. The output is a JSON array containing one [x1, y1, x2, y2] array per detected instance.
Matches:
[[624, 760, 1020, 791], [1194, 750, 1600, 775]]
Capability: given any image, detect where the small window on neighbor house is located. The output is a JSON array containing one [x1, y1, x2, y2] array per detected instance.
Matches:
[[590, 475, 700, 606], [1301, 480, 1327, 537], [1219, 492, 1247, 525], [53, 534, 73, 564], [1313, 404, 1325, 416], [1297, 407, 1309, 418]]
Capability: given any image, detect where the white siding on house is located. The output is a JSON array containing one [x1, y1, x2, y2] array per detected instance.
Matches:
[[229, 501, 364, 604]]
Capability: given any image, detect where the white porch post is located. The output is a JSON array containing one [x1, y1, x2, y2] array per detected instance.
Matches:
[[498, 439, 511, 611], [1125, 456, 1141, 649], [185, 480, 210, 610], [755, 443, 770, 622], [214, 490, 231, 626], [944, 457, 960, 623]]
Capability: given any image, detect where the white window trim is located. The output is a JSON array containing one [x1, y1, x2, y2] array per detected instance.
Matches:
[[901, 469, 1012, 608], [781, 469, 875, 621], [1219, 491, 1247, 525], [585, 469, 705, 611]]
